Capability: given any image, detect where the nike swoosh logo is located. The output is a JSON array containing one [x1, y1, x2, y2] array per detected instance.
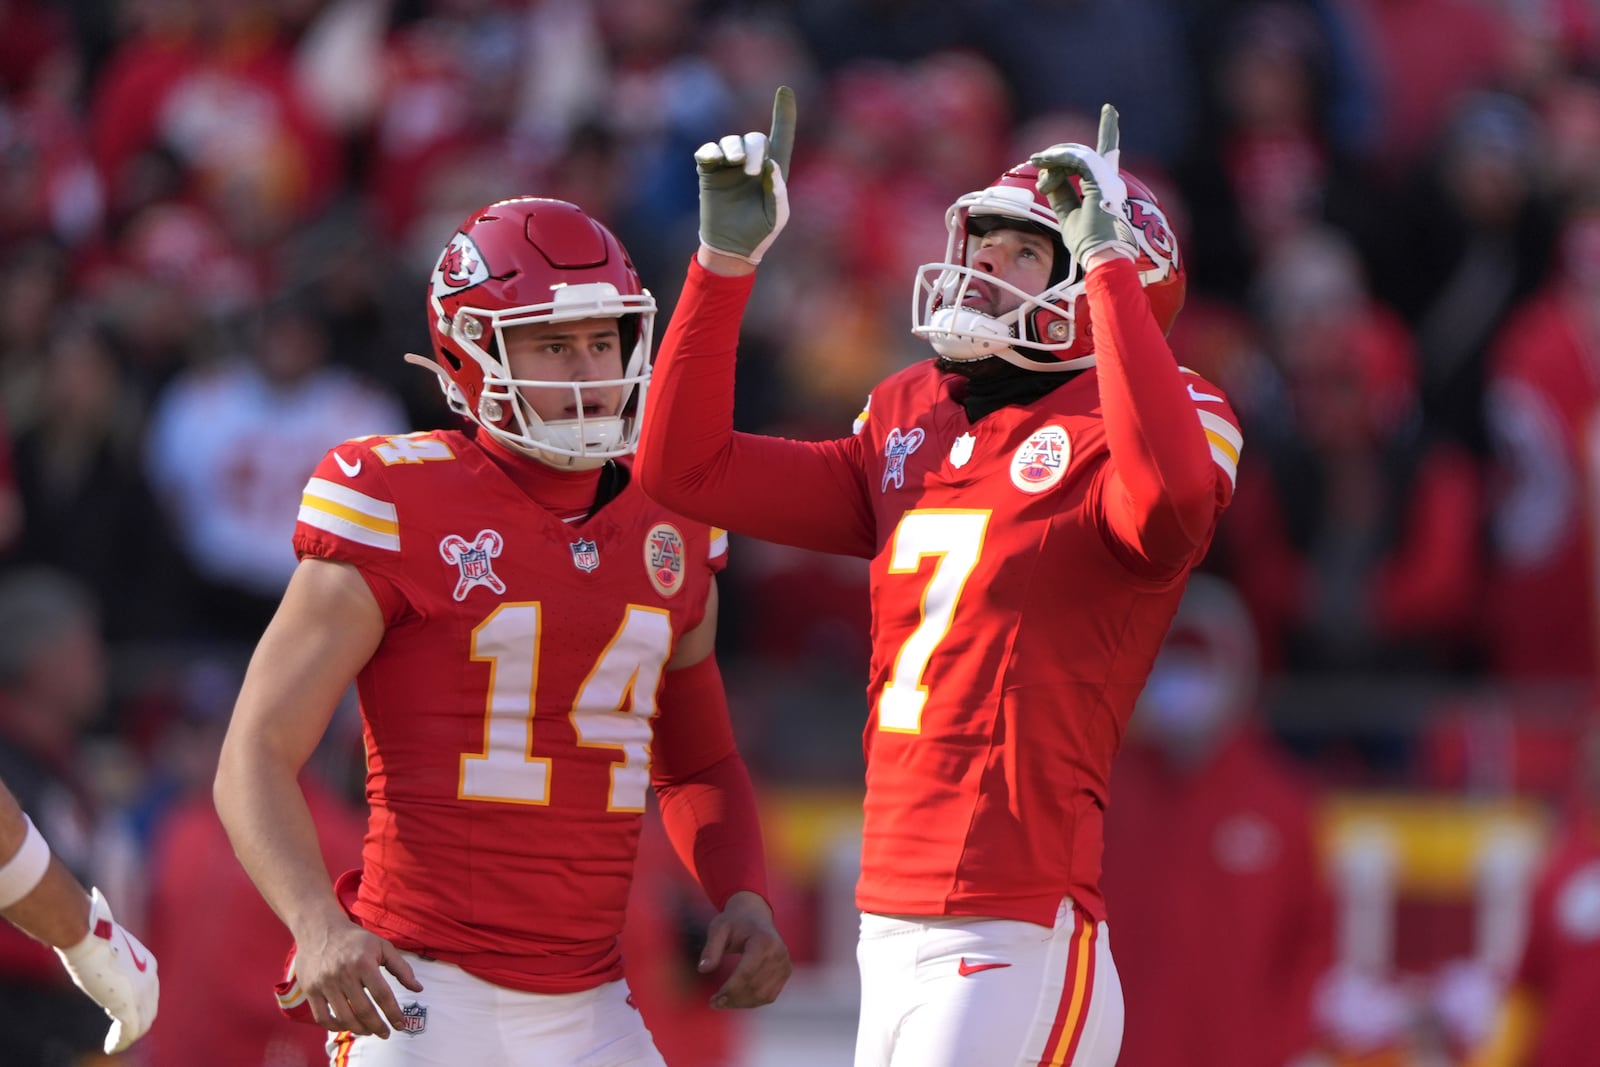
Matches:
[[957, 957, 1012, 977], [1187, 383, 1224, 404], [334, 452, 362, 477], [122, 932, 149, 973]]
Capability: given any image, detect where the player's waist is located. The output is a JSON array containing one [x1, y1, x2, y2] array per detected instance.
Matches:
[[356, 900, 627, 991], [855, 860, 1109, 925]]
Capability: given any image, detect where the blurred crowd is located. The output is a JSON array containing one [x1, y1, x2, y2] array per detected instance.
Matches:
[[4, 0, 1600, 1064]]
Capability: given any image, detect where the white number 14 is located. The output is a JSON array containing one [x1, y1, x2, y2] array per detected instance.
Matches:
[[459, 603, 673, 811]]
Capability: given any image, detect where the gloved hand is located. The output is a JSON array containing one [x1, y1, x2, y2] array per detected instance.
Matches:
[[1030, 104, 1136, 269], [55, 887, 159, 1053], [695, 85, 797, 264]]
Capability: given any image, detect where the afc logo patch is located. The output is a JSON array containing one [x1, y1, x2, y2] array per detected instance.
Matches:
[[1010, 426, 1071, 494], [644, 522, 686, 598], [882, 426, 926, 492], [440, 529, 506, 601]]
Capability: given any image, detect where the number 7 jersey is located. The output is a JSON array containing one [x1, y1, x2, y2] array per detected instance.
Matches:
[[853, 360, 1242, 926], [292, 429, 725, 993]]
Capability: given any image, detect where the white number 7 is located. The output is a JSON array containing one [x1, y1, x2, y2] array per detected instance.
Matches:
[[877, 510, 990, 733]]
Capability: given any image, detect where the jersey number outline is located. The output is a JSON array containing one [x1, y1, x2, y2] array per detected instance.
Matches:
[[460, 603, 673, 811], [877, 509, 990, 733]]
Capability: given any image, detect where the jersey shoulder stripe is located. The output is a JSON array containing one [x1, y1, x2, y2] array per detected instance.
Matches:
[[709, 527, 728, 561], [1177, 366, 1244, 489], [299, 476, 400, 551], [1197, 410, 1242, 488]]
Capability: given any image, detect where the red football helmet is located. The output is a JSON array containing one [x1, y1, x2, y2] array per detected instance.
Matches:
[[911, 161, 1185, 372], [407, 197, 655, 468]]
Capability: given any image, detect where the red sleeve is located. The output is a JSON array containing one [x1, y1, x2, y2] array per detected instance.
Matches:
[[1089, 259, 1229, 573], [637, 257, 878, 559], [649, 654, 769, 909], [292, 443, 410, 624]]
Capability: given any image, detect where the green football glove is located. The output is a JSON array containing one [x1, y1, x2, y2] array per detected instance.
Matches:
[[695, 85, 797, 264], [1030, 104, 1136, 269]]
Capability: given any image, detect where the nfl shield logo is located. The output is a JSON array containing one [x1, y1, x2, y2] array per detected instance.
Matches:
[[949, 432, 975, 470], [570, 538, 600, 573], [398, 1002, 427, 1035]]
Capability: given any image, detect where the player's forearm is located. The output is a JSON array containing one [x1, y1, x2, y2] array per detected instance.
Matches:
[[214, 753, 347, 940], [0, 782, 88, 946], [639, 260, 876, 554], [2, 857, 92, 947], [636, 255, 753, 512], [1087, 259, 1218, 557], [656, 752, 770, 909]]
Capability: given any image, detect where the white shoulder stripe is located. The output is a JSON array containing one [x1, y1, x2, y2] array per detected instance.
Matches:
[[1196, 410, 1242, 489], [298, 505, 402, 551], [304, 477, 396, 520], [709, 529, 729, 560], [1197, 410, 1243, 451]]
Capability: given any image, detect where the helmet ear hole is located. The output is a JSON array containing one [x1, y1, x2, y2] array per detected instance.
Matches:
[[1025, 303, 1078, 353]]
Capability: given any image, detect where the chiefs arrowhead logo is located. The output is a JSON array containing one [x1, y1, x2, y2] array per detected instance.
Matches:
[[432, 233, 490, 298]]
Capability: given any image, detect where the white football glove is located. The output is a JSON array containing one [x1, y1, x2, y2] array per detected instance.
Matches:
[[55, 887, 159, 1053]]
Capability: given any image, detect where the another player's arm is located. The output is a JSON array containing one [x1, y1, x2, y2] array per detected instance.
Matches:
[[214, 557, 421, 1038], [0, 784, 92, 947], [1032, 106, 1226, 572], [651, 579, 792, 1009], [0, 781, 158, 1053]]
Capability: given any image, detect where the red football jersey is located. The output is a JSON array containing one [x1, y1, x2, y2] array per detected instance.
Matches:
[[639, 259, 1243, 927], [850, 361, 1241, 923], [293, 429, 725, 993]]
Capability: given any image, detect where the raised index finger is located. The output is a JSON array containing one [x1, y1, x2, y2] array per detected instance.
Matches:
[[1097, 103, 1120, 158], [768, 85, 797, 176]]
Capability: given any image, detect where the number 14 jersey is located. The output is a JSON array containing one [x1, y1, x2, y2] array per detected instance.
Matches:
[[293, 429, 724, 992]]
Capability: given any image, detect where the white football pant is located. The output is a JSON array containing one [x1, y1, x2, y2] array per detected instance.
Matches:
[[329, 952, 667, 1067], [855, 898, 1123, 1067]]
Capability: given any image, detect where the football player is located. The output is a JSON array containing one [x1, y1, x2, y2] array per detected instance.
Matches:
[[636, 90, 1243, 1067], [214, 198, 790, 1065]]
